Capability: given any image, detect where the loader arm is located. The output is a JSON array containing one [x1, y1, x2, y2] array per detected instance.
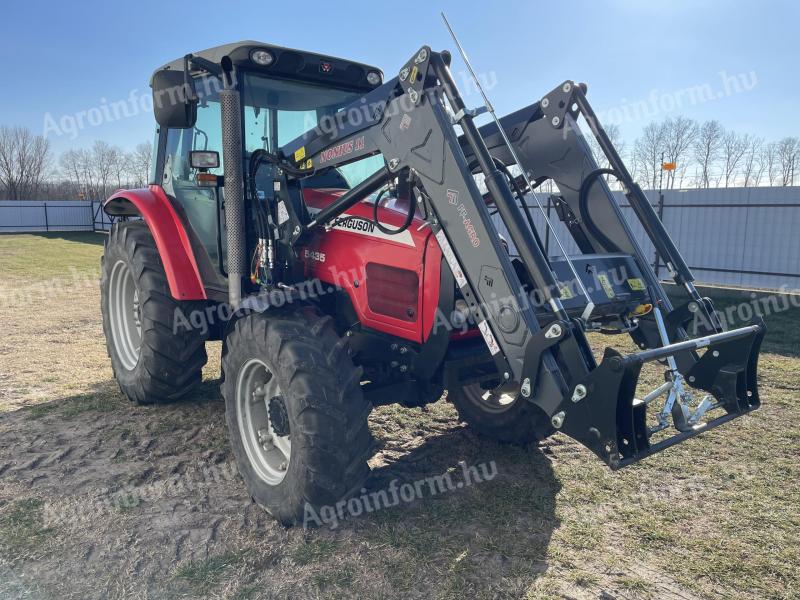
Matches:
[[277, 47, 765, 469]]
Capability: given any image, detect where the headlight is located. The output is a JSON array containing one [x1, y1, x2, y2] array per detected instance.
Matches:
[[366, 71, 382, 85], [250, 49, 275, 66]]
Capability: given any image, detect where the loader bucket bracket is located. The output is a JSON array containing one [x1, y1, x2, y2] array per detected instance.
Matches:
[[557, 348, 644, 469], [556, 319, 765, 470], [685, 316, 765, 412]]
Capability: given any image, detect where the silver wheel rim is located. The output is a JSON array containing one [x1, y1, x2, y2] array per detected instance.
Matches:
[[463, 383, 518, 414], [108, 260, 142, 371], [236, 359, 291, 485]]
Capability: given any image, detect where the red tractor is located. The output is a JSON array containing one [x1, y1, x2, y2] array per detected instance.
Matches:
[[101, 41, 765, 524]]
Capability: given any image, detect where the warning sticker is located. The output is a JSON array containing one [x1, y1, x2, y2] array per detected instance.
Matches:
[[598, 274, 615, 299], [435, 230, 467, 288], [558, 284, 574, 299], [294, 147, 306, 162], [478, 320, 501, 356], [277, 201, 290, 225], [627, 277, 645, 291]]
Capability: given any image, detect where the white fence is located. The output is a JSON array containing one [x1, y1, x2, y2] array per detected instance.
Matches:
[[0, 200, 115, 232], [495, 186, 800, 292], [2, 187, 798, 291]]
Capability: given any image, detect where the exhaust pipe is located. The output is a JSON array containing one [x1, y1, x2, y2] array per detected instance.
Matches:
[[219, 62, 245, 309]]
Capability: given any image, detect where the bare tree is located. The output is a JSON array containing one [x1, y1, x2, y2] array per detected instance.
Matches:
[[692, 120, 724, 188], [777, 137, 799, 186], [662, 116, 697, 189], [633, 121, 667, 190], [131, 141, 153, 187], [741, 136, 763, 187], [0, 126, 51, 199], [721, 131, 749, 187], [761, 142, 780, 186]]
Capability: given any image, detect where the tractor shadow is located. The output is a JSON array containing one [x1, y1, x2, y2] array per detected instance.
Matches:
[[343, 424, 561, 585]]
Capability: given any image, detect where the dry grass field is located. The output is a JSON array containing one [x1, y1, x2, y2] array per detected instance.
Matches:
[[0, 232, 797, 599]]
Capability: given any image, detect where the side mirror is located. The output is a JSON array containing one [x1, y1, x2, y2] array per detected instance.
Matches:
[[190, 150, 220, 170], [152, 69, 197, 128]]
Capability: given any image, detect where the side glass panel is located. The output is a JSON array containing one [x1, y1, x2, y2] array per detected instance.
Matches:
[[162, 78, 225, 271]]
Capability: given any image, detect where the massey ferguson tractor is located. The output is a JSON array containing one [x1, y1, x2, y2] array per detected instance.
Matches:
[[100, 40, 765, 524]]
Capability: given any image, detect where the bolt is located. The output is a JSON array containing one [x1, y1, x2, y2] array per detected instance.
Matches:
[[688, 375, 696, 383], [571, 384, 587, 403], [545, 323, 562, 339], [551, 411, 565, 429], [562, 82, 572, 93], [712, 350, 720, 357], [688, 302, 699, 313], [293, 226, 300, 235], [399, 365, 408, 373], [541, 97, 550, 108], [520, 378, 531, 398], [551, 116, 561, 127], [503, 372, 510, 380]]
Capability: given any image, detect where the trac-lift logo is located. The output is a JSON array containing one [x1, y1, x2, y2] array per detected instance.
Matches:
[[447, 189, 459, 205]]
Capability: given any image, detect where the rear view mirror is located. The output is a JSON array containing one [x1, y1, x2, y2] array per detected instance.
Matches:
[[190, 151, 220, 169], [152, 69, 197, 128]]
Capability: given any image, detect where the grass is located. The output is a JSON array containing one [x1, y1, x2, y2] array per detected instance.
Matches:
[[0, 232, 797, 599], [174, 551, 244, 594], [0, 499, 54, 560], [0, 232, 104, 280]]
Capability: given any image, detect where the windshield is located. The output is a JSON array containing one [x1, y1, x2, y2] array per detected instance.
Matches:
[[241, 72, 384, 190]]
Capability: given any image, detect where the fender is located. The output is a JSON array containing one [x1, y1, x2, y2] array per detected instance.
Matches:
[[103, 185, 207, 300]]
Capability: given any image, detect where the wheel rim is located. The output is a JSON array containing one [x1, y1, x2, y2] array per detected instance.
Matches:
[[108, 260, 142, 371], [462, 383, 519, 414], [235, 359, 291, 485]]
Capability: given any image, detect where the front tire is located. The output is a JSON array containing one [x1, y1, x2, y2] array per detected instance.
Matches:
[[222, 309, 373, 526], [449, 383, 552, 445], [101, 221, 208, 404]]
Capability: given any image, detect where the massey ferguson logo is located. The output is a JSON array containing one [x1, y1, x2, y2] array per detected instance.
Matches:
[[319, 61, 333, 73], [337, 216, 375, 233], [319, 136, 365, 164]]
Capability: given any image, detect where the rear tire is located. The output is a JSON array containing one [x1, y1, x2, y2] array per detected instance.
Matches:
[[221, 309, 373, 526], [101, 221, 208, 404], [449, 383, 553, 445]]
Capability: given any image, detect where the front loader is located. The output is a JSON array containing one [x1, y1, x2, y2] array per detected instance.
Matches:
[[100, 40, 765, 524]]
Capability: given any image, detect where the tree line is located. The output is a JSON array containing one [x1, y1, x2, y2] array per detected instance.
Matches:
[[1, 116, 799, 201], [0, 126, 152, 201], [596, 117, 799, 190]]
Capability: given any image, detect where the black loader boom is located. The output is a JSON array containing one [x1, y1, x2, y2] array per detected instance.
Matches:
[[274, 46, 765, 469]]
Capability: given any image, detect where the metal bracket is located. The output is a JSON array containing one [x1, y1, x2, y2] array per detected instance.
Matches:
[[452, 105, 489, 124]]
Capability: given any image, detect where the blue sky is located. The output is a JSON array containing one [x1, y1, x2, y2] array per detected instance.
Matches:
[[1, 0, 797, 156]]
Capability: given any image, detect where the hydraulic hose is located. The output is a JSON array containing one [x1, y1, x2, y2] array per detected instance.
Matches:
[[373, 184, 417, 235]]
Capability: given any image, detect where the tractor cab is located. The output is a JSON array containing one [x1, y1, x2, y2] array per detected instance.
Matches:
[[149, 41, 385, 283]]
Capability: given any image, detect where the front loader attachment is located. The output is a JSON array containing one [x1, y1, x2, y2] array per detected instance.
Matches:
[[558, 318, 765, 468], [278, 44, 768, 471]]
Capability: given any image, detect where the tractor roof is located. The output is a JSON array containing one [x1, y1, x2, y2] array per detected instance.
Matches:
[[151, 40, 384, 90]]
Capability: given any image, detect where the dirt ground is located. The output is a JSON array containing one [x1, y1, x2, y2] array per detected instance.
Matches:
[[0, 233, 798, 599]]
